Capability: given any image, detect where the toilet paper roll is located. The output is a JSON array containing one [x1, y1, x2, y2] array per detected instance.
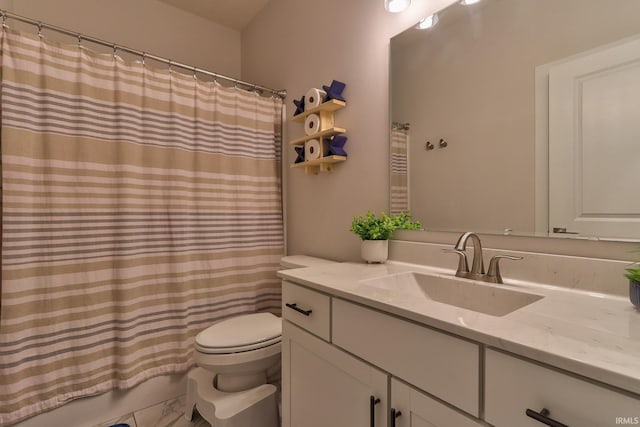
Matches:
[[305, 88, 326, 110], [305, 139, 322, 160], [304, 113, 321, 136]]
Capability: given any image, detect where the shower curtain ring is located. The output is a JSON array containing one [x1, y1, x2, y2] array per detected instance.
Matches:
[[193, 67, 197, 79], [141, 52, 146, 65], [112, 44, 118, 59], [77, 33, 82, 47], [168, 60, 173, 73], [2, 12, 8, 29], [37, 22, 43, 37]]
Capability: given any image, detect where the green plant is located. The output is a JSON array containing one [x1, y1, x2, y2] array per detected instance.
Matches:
[[626, 263, 640, 282], [626, 249, 640, 282], [350, 211, 422, 240], [625, 263, 640, 283]]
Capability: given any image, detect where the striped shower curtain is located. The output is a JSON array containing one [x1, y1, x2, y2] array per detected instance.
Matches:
[[390, 128, 409, 215], [0, 28, 284, 425]]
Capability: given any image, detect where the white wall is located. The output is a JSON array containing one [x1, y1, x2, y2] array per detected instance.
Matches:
[[0, 0, 241, 77], [242, 0, 456, 261]]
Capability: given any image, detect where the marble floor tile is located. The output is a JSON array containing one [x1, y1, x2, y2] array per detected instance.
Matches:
[[93, 413, 137, 427], [134, 395, 210, 427]]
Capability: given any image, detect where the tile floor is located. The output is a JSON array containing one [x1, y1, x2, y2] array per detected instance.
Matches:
[[95, 395, 210, 427]]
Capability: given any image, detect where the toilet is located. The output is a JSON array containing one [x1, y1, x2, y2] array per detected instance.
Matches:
[[185, 255, 335, 426]]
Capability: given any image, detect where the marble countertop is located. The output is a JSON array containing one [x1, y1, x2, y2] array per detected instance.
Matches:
[[278, 261, 640, 396]]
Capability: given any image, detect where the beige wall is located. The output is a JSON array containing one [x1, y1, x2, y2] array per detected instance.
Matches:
[[242, 0, 455, 261], [243, 0, 640, 262], [0, 0, 241, 77]]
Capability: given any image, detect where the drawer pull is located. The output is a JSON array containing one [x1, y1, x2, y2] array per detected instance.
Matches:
[[370, 396, 380, 427], [285, 302, 313, 316], [525, 408, 569, 427], [390, 408, 402, 427]]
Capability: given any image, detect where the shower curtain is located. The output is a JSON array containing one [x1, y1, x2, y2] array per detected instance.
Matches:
[[0, 28, 284, 425], [390, 128, 409, 214]]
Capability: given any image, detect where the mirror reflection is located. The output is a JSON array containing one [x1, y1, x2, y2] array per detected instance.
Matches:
[[390, 0, 640, 241]]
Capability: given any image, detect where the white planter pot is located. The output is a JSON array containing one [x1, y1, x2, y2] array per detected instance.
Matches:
[[361, 240, 389, 264]]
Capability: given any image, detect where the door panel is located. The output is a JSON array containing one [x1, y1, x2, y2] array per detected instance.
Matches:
[[549, 36, 640, 239], [282, 321, 388, 427]]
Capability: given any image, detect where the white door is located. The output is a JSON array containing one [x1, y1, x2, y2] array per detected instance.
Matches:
[[281, 321, 389, 427], [548, 36, 640, 240]]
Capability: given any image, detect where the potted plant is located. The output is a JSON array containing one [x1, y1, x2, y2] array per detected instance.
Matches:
[[626, 259, 640, 309], [350, 211, 422, 263]]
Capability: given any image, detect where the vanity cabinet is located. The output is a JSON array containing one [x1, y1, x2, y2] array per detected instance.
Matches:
[[485, 349, 640, 427], [281, 279, 640, 427]]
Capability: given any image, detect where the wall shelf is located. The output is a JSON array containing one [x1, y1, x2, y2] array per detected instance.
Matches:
[[289, 94, 347, 174], [291, 99, 346, 122], [289, 127, 346, 146], [291, 155, 347, 175]]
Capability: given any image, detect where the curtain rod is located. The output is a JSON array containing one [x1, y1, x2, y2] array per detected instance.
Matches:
[[0, 10, 287, 99]]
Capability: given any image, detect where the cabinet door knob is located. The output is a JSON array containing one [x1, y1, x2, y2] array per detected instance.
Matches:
[[526, 408, 569, 427], [390, 408, 402, 427], [285, 302, 312, 316], [370, 395, 381, 427]]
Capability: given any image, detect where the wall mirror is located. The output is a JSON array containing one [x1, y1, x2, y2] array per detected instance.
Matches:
[[390, 0, 640, 241]]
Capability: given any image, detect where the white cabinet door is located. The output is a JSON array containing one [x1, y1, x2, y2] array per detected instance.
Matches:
[[485, 349, 640, 427], [390, 379, 484, 427], [548, 35, 640, 240], [282, 321, 389, 427]]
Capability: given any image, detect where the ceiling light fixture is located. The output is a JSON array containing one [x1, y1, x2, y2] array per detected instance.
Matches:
[[416, 13, 439, 29], [384, 0, 411, 13], [459, 0, 481, 5]]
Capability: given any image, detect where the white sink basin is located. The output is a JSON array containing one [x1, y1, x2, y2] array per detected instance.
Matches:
[[360, 272, 544, 316]]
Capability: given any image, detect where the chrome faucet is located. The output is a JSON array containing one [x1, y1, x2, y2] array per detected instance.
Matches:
[[444, 232, 523, 284], [454, 232, 485, 279]]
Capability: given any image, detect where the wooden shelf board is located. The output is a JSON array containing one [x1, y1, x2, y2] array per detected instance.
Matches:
[[289, 127, 346, 146], [291, 155, 347, 169], [291, 99, 346, 122]]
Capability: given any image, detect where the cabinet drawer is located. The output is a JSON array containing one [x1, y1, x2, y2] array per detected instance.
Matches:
[[282, 281, 331, 341], [485, 348, 640, 427], [332, 298, 480, 416]]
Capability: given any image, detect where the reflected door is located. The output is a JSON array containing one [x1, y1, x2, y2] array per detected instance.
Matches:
[[549, 36, 640, 240]]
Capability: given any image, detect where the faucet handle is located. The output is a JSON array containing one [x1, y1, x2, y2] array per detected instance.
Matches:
[[442, 248, 469, 277], [486, 255, 523, 284]]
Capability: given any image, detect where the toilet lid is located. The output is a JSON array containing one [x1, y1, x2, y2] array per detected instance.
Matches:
[[195, 312, 282, 354]]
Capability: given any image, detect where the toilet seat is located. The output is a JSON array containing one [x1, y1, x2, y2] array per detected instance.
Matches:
[[195, 312, 282, 354]]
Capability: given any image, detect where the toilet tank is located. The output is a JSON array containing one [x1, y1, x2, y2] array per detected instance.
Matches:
[[279, 255, 337, 269]]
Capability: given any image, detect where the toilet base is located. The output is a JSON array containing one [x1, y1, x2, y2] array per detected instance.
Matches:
[[185, 367, 279, 427]]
